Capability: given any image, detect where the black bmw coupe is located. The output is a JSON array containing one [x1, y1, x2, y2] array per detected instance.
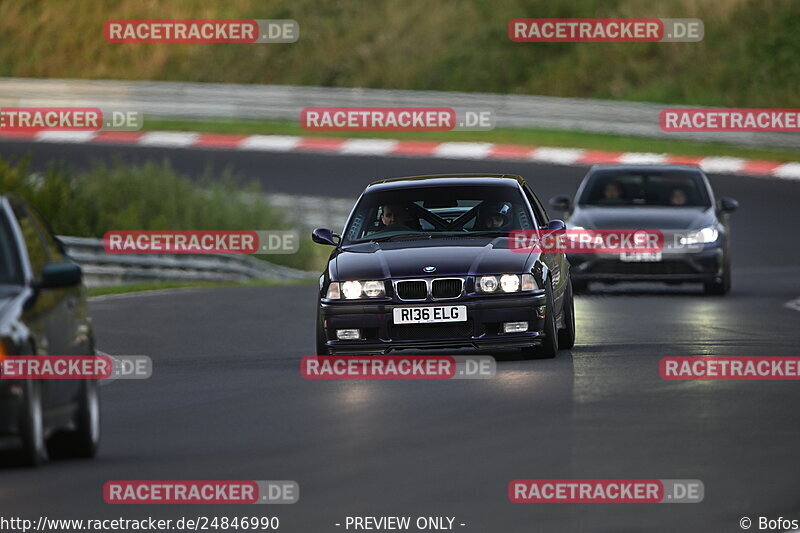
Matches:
[[312, 174, 576, 359]]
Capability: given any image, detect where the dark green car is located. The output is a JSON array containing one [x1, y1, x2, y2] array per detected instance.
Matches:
[[0, 194, 98, 466]]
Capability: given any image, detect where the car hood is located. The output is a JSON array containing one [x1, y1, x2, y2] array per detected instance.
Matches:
[[570, 206, 715, 230], [333, 238, 531, 280]]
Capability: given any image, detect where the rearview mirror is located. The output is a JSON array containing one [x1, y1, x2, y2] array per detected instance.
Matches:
[[311, 228, 340, 246], [39, 261, 82, 288], [549, 195, 572, 212], [718, 197, 739, 213]]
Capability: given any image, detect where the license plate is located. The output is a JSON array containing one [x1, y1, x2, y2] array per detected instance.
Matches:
[[393, 305, 467, 324], [620, 252, 662, 262]]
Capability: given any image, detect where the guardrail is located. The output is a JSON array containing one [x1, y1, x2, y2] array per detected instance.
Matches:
[[267, 193, 352, 231], [1, 77, 797, 149], [59, 236, 318, 288]]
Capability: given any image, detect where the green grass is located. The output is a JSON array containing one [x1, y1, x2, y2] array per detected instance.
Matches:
[[0, 156, 329, 272], [1, 0, 798, 107], [87, 278, 315, 298], [145, 118, 800, 163]]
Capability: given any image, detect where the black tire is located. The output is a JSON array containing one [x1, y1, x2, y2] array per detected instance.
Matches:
[[522, 278, 559, 359], [316, 308, 329, 355], [19, 379, 48, 467], [49, 379, 100, 459], [704, 255, 731, 295], [557, 280, 576, 349]]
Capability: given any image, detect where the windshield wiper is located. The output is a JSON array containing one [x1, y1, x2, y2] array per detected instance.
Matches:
[[370, 233, 433, 242], [462, 231, 509, 237]]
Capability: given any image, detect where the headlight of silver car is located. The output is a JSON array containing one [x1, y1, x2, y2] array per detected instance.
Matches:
[[327, 280, 386, 299], [476, 274, 537, 293], [679, 226, 719, 245]]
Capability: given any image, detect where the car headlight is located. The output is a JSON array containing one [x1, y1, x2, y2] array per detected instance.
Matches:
[[328, 280, 386, 299], [679, 226, 719, 245], [477, 274, 537, 293], [500, 274, 520, 292], [363, 280, 385, 297]]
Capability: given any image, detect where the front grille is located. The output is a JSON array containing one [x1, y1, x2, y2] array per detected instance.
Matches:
[[589, 261, 696, 275], [432, 278, 462, 298], [396, 280, 427, 300], [389, 320, 474, 340]]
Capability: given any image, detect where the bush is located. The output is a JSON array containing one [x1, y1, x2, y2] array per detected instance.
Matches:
[[0, 156, 321, 271]]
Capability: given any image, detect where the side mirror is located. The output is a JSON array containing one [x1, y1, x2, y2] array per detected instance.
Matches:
[[311, 228, 340, 246], [39, 261, 82, 288], [718, 197, 738, 213], [542, 219, 566, 231], [549, 195, 572, 212]]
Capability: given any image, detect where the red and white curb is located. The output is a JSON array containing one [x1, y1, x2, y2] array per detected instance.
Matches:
[[1, 130, 799, 180]]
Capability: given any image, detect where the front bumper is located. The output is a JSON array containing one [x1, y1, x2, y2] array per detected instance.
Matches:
[[568, 246, 724, 283], [320, 292, 547, 355]]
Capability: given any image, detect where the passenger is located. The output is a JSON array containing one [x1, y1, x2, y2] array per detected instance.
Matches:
[[669, 188, 688, 206]]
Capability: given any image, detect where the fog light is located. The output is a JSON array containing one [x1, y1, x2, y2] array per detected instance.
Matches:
[[336, 329, 361, 340], [503, 321, 528, 333]]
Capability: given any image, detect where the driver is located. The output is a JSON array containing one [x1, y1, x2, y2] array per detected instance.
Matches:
[[380, 204, 413, 227], [478, 202, 511, 230], [669, 188, 688, 206], [602, 181, 624, 201]]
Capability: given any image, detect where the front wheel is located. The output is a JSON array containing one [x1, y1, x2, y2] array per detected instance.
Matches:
[[316, 308, 329, 355], [49, 380, 100, 459], [19, 379, 48, 466], [557, 280, 576, 349], [522, 279, 558, 359], [704, 255, 731, 295]]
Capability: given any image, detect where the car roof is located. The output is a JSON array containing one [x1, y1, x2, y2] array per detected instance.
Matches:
[[588, 164, 702, 173], [367, 174, 524, 191]]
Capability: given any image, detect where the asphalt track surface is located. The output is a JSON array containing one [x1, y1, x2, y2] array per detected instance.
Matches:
[[1, 140, 800, 532]]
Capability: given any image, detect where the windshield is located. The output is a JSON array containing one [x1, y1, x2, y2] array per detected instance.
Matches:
[[0, 209, 23, 285], [579, 170, 712, 208], [342, 185, 536, 244]]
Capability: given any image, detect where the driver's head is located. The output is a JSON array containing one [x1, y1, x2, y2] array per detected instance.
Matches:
[[380, 204, 409, 226], [483, 214, 505, 229], [480, 203, 510, 229], [604, 181, 623, 199]]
